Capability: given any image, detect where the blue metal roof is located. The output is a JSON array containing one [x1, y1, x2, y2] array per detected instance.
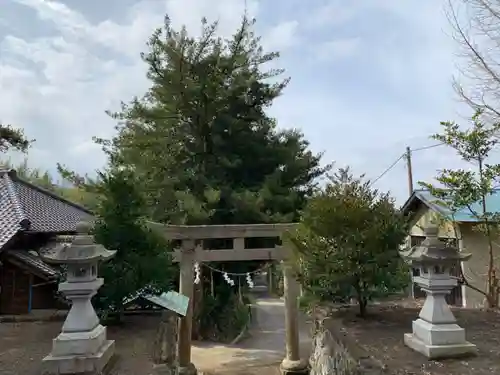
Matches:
[[409, 189, 500, 222]]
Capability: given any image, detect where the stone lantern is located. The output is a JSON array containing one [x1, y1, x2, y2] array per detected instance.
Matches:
[[401, 225, 476, 359], [40, 221, 116, 375]]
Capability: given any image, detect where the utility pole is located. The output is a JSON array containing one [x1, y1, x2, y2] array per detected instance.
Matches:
[[406, 146, 414, 196]]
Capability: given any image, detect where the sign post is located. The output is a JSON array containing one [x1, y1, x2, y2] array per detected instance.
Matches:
[[151, 291, 190, 375]]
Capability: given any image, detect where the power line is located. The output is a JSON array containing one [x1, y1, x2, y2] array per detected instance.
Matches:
[[370, 142, 446, 187], [370, 154, 404, 186], [411, 142, 445, 152]]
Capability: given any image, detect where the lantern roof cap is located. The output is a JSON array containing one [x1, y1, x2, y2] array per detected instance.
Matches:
[[40, 221, 116, 265], [401, 224, 471, 263]]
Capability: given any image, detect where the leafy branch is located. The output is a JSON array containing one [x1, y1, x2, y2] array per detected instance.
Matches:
[[419, 109, 500, 307]]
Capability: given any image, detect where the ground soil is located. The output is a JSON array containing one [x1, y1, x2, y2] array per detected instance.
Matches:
[[0, 297, 310, 375], [4, 298, 499, 375], [0, 314, 161, 375], [0, 313, 280, 375], [332, 304, 500, 375]]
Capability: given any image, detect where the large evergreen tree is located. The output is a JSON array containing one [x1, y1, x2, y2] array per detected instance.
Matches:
[[97, 16, 327, 225], [62, 15, 328, 337]]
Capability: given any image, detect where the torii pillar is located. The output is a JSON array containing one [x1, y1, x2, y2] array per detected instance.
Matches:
[[175, 242, 308, 375], [280, 258, 309, 375], [177, 240, 197, 375]]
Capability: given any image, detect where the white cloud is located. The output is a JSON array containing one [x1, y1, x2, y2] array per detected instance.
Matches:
[[0, 0, 478, 204], [2, 0, 297, 173], [165, 0, 259, 34], [263, 20, 300, 51], [304, 1, 357, 29], [14, 0, 89, 33], [314, 38, 360, 61]]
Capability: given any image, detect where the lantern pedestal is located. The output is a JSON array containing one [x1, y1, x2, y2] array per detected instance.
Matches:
[[39, 222, 117, 375], [401, 225, 477, 360], [51, 324, 108, 356], [404, 277, 477, 359], [41, 279, 116, 374]]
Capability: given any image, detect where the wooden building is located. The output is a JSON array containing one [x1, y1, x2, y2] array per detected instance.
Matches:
[[0, 169, 93, 314]]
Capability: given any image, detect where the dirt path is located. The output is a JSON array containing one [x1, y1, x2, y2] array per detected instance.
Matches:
[[192, 297, 312, 374]]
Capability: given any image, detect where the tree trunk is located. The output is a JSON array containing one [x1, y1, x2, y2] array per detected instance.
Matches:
[[354, 283, 367, 317], [358, 298, 367, 317], [153, 310, 179, 374], [268, 264, 274, 294], [479, 159, 499, 308], [210, 268, 214, 296]]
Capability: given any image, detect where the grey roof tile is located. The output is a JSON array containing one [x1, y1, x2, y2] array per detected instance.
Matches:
[[13, 179, 93, 232], [0, 169, 94, 248], [5, 249, 59, 279]]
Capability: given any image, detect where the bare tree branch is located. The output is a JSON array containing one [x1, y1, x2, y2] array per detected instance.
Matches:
[[447, 0, 500, 122]]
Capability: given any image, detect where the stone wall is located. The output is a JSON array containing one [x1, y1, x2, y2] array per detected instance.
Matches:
[[309, 317, 385, 375]]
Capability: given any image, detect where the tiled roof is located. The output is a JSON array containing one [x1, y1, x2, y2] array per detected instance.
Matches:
[[402, 189, 500, 222], [5, 249, 59, 279], [0, 169, 94, 249]]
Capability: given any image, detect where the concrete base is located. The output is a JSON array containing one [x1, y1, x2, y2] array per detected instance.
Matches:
[[52, 325, 107, 357], [404, 333, 477, 360], [412, 319, 467, 346], [41, 339, 115, 375], [280, 358, 309, 375], [178, 362, 197, 375]]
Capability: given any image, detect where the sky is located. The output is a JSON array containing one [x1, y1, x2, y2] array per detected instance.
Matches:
[[0, 0, 482, 204]]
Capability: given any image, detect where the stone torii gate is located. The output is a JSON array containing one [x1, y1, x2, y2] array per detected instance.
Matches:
[[149, 222, 308, 375]]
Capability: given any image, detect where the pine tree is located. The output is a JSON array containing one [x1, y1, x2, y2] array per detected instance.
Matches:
[[64, 15, 328, 337], [99, 15, 328, 225]]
